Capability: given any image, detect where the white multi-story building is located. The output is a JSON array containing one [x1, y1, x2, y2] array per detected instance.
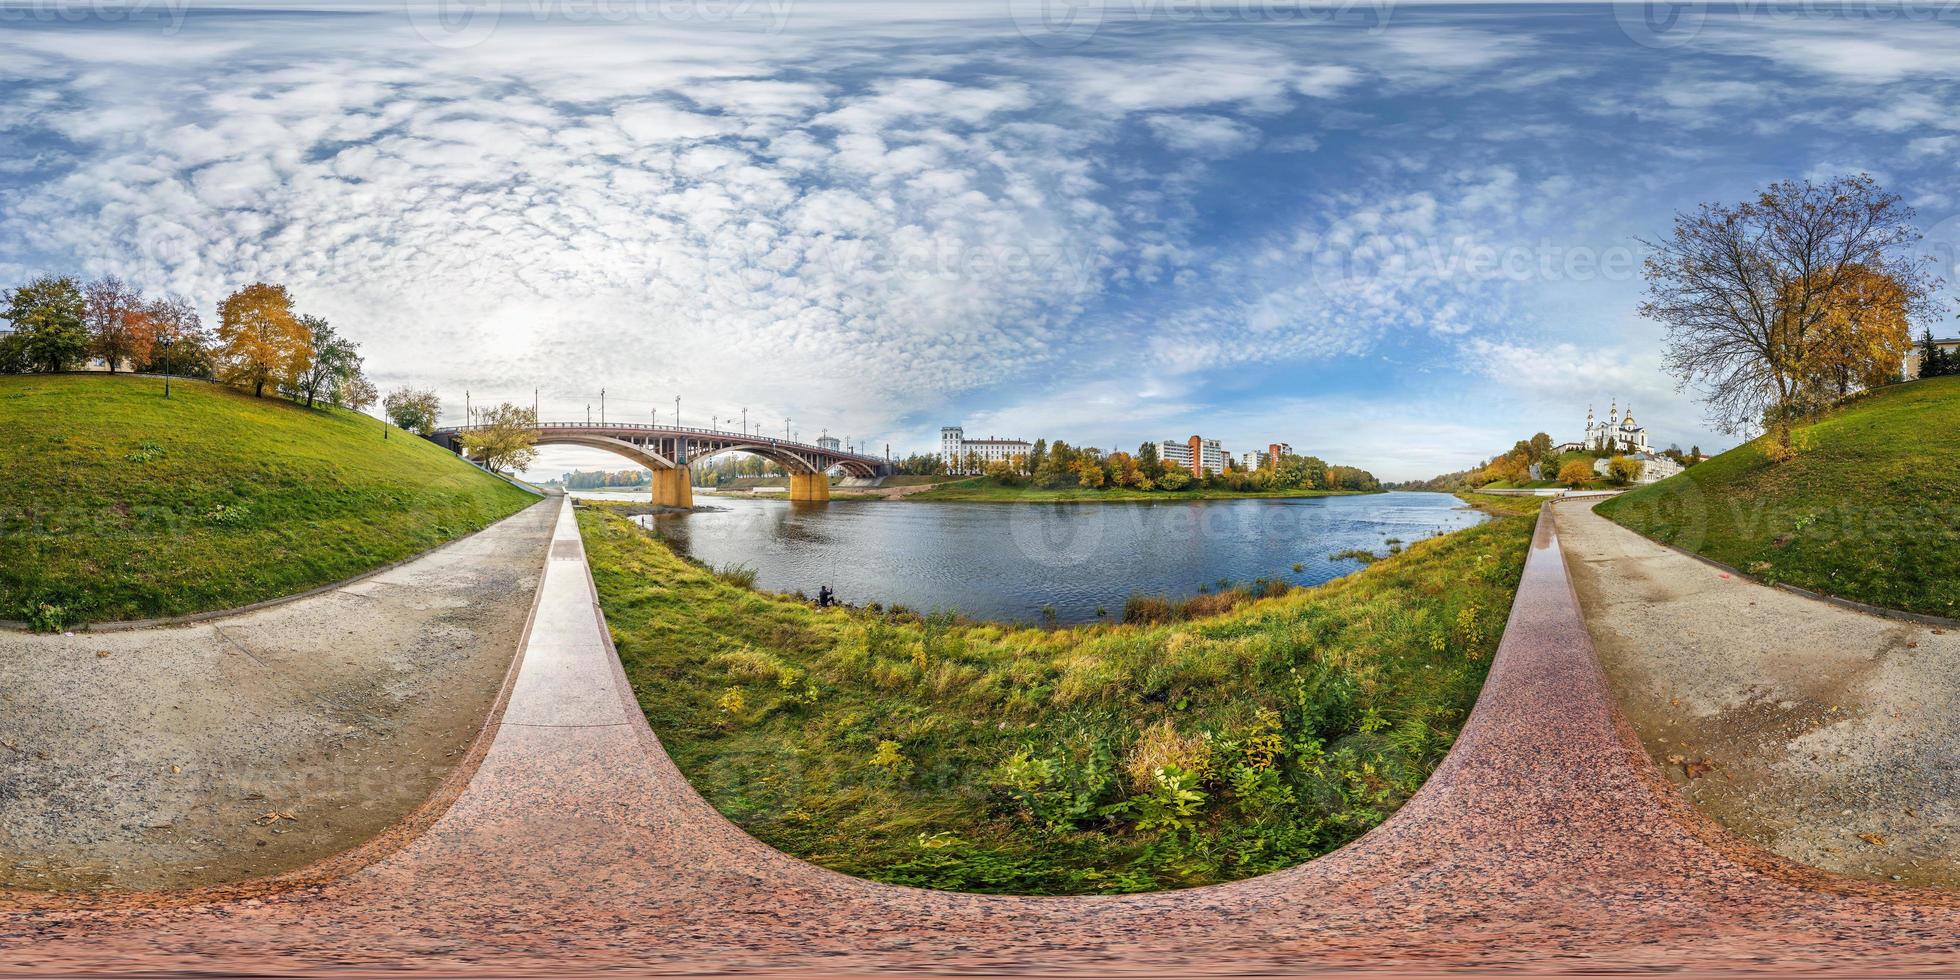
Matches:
[[1157, 436, 1229, 477], [940, 426, 1032, 474], [1238, 451, 1264, 472]]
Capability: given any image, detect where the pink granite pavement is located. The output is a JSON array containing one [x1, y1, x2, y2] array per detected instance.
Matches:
[[4, 496, 1959, 976]]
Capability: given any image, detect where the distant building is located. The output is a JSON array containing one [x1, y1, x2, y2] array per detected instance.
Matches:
[[1595, 451, 1681, 485], [816, 434, 841, 451], [1905, 337, 1960, 379], [1583, 400, 1651, 455], [940, 425, 1031, 474], [1238, 450, 1265, 472], [1158, 435, 1229, 478]]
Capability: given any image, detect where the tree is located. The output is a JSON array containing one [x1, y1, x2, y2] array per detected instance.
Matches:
[[341, 374, 378, 414], [1920, 328, 1955, 379], [216, 282, 311, 397], [1640, 174, 1932, 455], [383, 386, 442, 435], [1027, 438, 1046, 477], [1156, 467, 1192, 491], [2, 275, 89, 372], [1075, 458, 1106, 489], [1785, 263, 1915, 401], [137, 295, 214, 379], [82, 275, 153, 373], [290, 316, 363, 408], [1557, 458, 1595, 488], [1137, 441, 1163, 481], [460, 402, 539, 474], [1606, 455, 1644, 485]]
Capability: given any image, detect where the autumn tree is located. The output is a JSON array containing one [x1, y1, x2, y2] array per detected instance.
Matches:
[[460, 402, 539, 474], [216, 282, 311, 397], [2, 275, 89, 372], [1557, 458, 1595, 488], [80, 275, 154, 373], [136, 295, 213, 378], [1783, 263, 1916, 403], [1076, 457, 1106, 489], [1606, 455, 1644, 485], [383, 386, 442, 435], [1640, 174, 1932, 454]]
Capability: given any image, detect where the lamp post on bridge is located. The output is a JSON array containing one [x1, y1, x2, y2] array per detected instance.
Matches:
[[742, 407, 748, 437], [600, 388, 605, 425]]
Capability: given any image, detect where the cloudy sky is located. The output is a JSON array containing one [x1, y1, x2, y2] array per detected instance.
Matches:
[[3, 0, 1958, 480]]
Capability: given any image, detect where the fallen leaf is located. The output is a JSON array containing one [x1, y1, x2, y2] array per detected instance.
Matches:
[[95, 650, 111, 658], [1859, 833, 1887, 846], [1684, 759, 1714, 779]]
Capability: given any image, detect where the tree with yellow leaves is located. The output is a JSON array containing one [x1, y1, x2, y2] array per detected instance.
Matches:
[[216, 282, 311, 397], [1783, 263, 1915, 404]]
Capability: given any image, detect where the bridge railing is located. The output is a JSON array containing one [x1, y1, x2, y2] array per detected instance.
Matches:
[[433, 421, 886, 461]]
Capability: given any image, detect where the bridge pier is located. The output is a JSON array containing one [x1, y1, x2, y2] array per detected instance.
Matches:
[[788, 472, 830, 503], [651, 468, 693, 509]]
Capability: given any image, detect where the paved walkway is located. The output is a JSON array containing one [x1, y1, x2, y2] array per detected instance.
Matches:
[[5, 498, 1960, 975], [1557, 498, 1960, 887], [0, 498, 557, 893]]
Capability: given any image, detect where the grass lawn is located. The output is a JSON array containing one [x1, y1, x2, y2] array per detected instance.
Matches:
[[901, 476, 1377, 503], [579, 491, 1541, 894], [1597, 376, 1960, 619], [1, 374, 538, 629]]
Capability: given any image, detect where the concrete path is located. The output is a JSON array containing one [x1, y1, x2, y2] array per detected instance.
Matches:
[[0, 499, 556, 892], [5, 499, 1960, 975], [1557, 498, 1960, 887]]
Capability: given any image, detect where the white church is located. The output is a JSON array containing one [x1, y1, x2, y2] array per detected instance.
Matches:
[[1582, 400, 1651, 454], [1552, 400, 1682, 485]]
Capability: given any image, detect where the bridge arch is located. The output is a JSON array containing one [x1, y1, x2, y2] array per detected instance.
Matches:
[[530, 432, 676, 471]]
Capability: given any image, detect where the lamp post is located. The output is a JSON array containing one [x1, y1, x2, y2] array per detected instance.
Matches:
[[600, 388, 606, 425], [158, 333, 173, 399], [785, 418, 791, 441], [742, 406, 748, 436], [675, 396, 680, 430]]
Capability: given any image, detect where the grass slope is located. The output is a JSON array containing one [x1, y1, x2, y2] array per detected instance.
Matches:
[[1597, 377, 1960, 619], [580, 492, 1540, 894], [902, 476, 1375, 503], [1, 374, 537, 628]]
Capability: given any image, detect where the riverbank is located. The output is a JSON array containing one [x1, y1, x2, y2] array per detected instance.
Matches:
[[577, 491, 1540, 894], [888, 477, 1380, 503]]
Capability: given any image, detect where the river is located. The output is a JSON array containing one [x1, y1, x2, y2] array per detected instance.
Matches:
[[572, 490, 1486, 624]]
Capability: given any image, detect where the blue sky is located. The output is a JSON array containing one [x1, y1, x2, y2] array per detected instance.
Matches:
[[3, 1, 1958, 480]]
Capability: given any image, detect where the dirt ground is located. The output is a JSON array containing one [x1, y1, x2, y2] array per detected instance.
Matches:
[[0, 499, 556, 892], [1556, 498, 1960, 887]]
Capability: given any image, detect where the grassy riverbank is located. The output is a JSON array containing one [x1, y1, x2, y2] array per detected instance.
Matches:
[[0, 374, 537, 629], [898, 476, 1379, 503], [1598, 376, 1959, 619], [578, 492, 1540, 894]]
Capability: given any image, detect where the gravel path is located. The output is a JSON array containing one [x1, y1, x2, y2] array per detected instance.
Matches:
[[1557, 497, 1960, 887], [0, 498, 556, 891]]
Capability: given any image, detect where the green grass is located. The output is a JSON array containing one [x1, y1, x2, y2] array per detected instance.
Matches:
[[579, 491, 1541, 894], [0, 374, 538, 628], [1597, 377, 1960, 619], [901, 476, 1376, 503]]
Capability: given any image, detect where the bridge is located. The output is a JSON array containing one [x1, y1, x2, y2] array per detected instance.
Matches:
[[428, 422, 895, 506]]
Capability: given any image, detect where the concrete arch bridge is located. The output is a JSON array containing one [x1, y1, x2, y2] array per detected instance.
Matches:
[[429, 422, 894, 505]]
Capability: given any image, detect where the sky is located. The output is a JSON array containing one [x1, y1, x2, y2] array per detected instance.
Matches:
[[3, 1, 1958, 481]]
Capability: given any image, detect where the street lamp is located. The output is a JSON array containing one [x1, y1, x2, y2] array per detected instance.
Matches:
[[742, 406, 748, 436], [157, 333, 174, 400], [600, 388, 606, 425]]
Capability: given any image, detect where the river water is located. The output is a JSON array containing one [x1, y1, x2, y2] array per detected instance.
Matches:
[[574, 490, 1485, 624]]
